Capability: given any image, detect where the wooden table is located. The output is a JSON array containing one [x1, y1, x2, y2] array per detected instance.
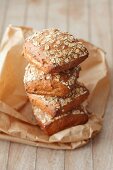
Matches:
[[0, 0, 113, 169]]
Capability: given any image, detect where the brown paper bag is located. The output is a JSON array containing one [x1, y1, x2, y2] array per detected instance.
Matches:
[[0, 25, 110, 150]]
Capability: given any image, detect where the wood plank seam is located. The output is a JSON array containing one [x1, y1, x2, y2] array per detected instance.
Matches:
[[88, 0, 94, 169], [91, 142, 94, 170], [0, 0, 9, 39], [109, 0, 113, 64], [34, 147, 38, 170], [45, 0, 49, 28], [6, 142, 11, 170], [66, 0, 70, 32], [108, 0, 113, 166], [88, 0, 91, 41], [23, 0, 29, 26]]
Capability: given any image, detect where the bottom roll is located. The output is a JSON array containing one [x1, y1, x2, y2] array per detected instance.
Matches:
[[32, 105, 89, 136]]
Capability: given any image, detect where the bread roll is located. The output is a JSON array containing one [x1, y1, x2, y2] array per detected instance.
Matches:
[[24, 28, 89, 73], [33, 105, 89, 136], [24, 64, 80, 97], [27, 83, 89, 117]]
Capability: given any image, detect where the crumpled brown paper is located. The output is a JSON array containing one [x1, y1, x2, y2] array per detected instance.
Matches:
[[0, 25, 110, 150]]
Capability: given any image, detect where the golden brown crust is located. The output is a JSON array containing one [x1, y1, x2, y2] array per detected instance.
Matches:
[[43, 114, 88, 136], [33, 106, 89, 136], [24, 64, 80, 97], [28, 83, 89, 117], [24, 28, 89, 73]]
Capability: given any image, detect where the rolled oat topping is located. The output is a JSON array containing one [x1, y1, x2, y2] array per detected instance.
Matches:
[[26, 28, 88, 66], [36, 85, 88, 108], [24, 64, 80, 88], [33, 106, 87, 125]]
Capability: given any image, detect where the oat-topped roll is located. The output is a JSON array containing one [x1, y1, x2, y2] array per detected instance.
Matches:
[[24, 28, 89, 74], [27, 83, 89, 117], [32, 105, 89, 136], [23, 28, 90, 136], [24, 64, 81, 97]]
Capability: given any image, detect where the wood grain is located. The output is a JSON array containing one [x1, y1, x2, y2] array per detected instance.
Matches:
[[3, 0, 27, 29], [7, 143, 36, 170], [65, 143, 93, 170], [68, 0, 89, 40], [0, 0, 8, 39], [90, 0, 113, 169], [25, 0, 47, 30], [36, 148, 64, 170], [0, 141, 10, 170], [47, 0, 68, 30]]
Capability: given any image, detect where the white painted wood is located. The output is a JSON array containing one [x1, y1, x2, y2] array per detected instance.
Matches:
[[0, 0, 7, 39], [3, 0, 27, 29], [65, 1, 93, 170], [68, 0, 89, 40], [47, 0, 68, 30], [90, 0, 113, 170], [26, 0, 47, 30], [36, 148, 64, 170], [0, 141, 10, 170], [65, 143, 93, 170], [90, 0, 112, 65], [7, 143, 36, 170]]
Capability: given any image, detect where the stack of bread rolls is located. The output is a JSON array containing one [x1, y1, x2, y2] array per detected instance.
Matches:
[[23, 28, 89, 136]]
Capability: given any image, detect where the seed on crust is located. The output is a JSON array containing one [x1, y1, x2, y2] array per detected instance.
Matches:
[[26, 28, 89, 67]]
